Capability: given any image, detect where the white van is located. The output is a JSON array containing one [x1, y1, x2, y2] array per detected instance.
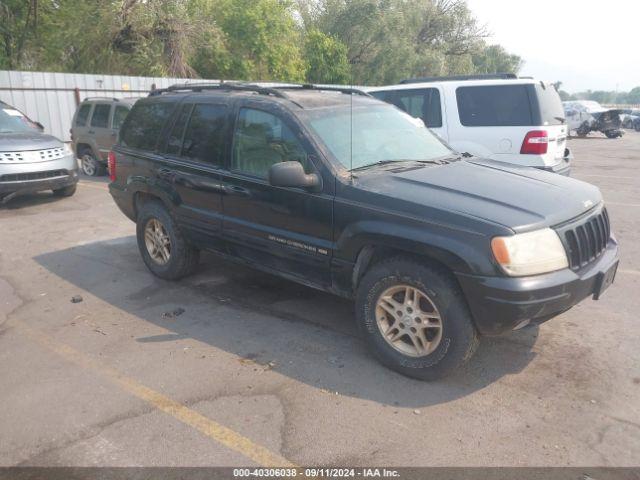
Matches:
[[366, 74, 572, 175]]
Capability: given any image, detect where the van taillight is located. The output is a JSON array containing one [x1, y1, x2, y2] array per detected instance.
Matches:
[[108, 151, 116, 181], [520, 130, 549, 155]]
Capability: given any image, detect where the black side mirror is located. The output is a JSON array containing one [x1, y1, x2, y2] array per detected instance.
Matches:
[[269, 161, 321, 191]]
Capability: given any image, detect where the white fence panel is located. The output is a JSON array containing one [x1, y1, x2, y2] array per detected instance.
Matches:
[[0, 70, 217, 141]]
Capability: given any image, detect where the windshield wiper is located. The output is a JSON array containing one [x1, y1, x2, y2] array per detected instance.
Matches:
[[349, 159, 412, 172], [554, 116, 566, 124]]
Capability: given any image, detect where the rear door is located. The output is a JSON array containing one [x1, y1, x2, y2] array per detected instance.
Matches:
[[370, 87, 448, 141], [88, 103, 114, 161], [220, 102, 333, 286], [159, 100, 228, 247]]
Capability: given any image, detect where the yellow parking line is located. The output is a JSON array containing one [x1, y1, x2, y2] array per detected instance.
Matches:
[[15, 322, 295, 468]]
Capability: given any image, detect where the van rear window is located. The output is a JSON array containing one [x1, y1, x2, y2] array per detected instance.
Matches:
[[535, 84, 565, 126], [456, 85, 534, 127]]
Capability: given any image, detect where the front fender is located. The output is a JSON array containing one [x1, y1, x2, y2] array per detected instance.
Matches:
[[336, 220, 495, 275]]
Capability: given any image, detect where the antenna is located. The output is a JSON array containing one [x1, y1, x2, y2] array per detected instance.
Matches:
[[350, 73, 353, 182]]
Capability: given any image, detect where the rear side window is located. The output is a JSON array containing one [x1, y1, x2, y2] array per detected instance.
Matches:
[[181, 104, 227, 165], [112, 105, 130, 130], [456, 85, 533, 127], [165, 103, 193, 156], [75, 104, 92, 126], [90, 104, 111, 128], [373, 88, 442, 128], [121, 102, 175, 151]]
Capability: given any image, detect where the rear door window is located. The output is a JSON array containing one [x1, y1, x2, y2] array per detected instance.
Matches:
[[180, 104, 227, 166], [90, 104, 111, 128], [121, 102, 175, 151], [165, 103, 193, 156], [373, 88, 442, 128], [112, 105, 130, 130], [456, 85, 534, 126], [75, 104, 92, 126]]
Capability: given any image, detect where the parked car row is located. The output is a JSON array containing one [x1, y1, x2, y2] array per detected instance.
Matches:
[[106, 82, 618, 379]]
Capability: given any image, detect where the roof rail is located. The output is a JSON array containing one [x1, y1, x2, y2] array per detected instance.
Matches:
[[273, 84, 372, 97], [148, 81, 291, 100], [399, 73, 518, 84], [82, 97, 120, 102]]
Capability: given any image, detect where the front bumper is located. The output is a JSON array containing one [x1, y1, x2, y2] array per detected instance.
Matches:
[[456, 237, 619, 336], [0, 155, 79, 195]]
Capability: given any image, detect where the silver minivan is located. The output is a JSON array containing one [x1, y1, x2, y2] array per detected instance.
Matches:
[[0, 101, 78, 203]]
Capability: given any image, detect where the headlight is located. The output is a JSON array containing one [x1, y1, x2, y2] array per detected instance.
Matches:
[[63, 143, 73, 155], [491, 228, 568, 276]]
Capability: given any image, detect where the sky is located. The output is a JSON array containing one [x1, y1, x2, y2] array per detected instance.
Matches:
[[465, 0, 640, 93]]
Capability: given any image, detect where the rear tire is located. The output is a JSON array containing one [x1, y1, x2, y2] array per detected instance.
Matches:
[[136, 201, 199, 280], [52, 184, 77, 197], [355, 256, 479, 380], [80, 150, 105, 176]]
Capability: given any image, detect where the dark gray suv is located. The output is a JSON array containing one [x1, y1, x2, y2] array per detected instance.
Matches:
[[0, 101, 78, 203]]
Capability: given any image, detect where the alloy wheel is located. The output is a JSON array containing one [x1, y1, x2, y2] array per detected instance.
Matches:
[[144, 218, 171, 265], [375, 284, 443, 357]]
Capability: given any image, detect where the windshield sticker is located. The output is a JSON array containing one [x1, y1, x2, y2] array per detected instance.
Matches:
[[3, 109, 24, 117]]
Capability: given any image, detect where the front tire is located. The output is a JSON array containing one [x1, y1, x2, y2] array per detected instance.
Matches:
[[356, 257, 479, 380], [136, 201, 199, 280]]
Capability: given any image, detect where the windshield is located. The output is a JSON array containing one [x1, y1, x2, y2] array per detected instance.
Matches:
[[308, 105, 452, 170], [0, 105, 38, 134], [535, 84, 566, 125]]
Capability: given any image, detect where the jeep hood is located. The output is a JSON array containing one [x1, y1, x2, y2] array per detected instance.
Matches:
[[356, 159, 602, 233], [0, 132, 63, 152]]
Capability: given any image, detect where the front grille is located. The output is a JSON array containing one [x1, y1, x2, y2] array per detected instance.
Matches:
[[0, 170, 67, 183], [0, 147, 66, 163], [563, 208, 610, 270]]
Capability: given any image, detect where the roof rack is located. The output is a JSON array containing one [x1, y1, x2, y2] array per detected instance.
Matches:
[[399, 73, 518, 84], [148, 82, 372, 105]]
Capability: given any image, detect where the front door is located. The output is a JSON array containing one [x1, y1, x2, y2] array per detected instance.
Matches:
[[220, 105, 333, 286]]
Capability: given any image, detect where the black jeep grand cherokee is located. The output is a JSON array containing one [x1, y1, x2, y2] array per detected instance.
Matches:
[[109, 83, 619, 380]]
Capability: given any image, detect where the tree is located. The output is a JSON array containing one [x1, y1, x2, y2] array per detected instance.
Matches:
[[0, 0, 41, 69], [471, 44, 522, 75], [304, 29, 351, 84], [193, 0, 306, 82], [627, 87, 640, 105]]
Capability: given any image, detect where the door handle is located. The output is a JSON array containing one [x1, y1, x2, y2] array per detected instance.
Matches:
[[224, 185, 250, 196], [157, 168, 175, 182], [88, 130, 95, 134]]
